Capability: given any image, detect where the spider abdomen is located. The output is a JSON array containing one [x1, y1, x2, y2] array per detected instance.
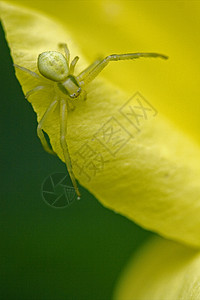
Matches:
[[38, 51, 69, 82]]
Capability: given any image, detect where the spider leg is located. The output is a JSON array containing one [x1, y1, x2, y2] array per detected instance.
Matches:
[[14, 64, 42, 79], [60, 98, 81, 199], [59, 43, 70, 63], [78, 52, 168, 86], [77, 59, 101, 82], [25, 86, 45, 99], [37, 97, 58, 155], [69, 56, 79, 74], [79, 89, 87, 101]]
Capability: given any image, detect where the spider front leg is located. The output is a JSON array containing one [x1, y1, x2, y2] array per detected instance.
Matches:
[[78, 52, 168, 86], [60, 98, 81, 199], [77, 59, 102, 82], [37, 97, 58, 155]]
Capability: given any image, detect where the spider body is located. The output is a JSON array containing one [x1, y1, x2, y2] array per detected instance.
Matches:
[[14, 43, 168, 199], [58, 76, 82, 99], [38, 51, 82, 99]]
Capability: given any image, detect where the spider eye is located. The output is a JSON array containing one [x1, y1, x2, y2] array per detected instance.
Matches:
[[38, 51, 69, 81], [70, 87, 81, 99]]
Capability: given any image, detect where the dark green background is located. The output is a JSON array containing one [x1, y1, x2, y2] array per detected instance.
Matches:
[[0, 22, 152, 300]]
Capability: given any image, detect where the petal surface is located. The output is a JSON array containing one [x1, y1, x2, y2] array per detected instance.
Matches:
[[114, 237, 200, 300], [1, 2, 200, 247], [15, 0, 200, 144]]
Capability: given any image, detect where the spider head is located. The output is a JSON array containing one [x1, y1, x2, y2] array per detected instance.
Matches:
[[70, 87, 81, 99], [38, 51, 69, 82], [57, 76, 82, 100]]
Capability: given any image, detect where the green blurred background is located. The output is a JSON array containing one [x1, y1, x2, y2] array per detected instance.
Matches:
[[0, 21, 152, 300]]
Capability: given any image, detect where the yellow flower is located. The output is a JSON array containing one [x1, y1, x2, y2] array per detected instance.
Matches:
[[1, 1, 200, 298], [1, 1, 200, 246], [114, 237, 200, 300]]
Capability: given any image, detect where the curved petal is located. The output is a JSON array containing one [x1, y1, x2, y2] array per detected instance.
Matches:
[[15, 0, 200, 144], [114, 237, 200, 300], [1, 2, 200, 247]]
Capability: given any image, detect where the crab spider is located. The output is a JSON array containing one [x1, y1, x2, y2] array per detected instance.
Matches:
[[14, 43, 168, 199]]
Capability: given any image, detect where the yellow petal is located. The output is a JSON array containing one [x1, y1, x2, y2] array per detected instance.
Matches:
[[1, 2, 200, 247], [114, 237, 200, 300], [15, 0, 200, 144]]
